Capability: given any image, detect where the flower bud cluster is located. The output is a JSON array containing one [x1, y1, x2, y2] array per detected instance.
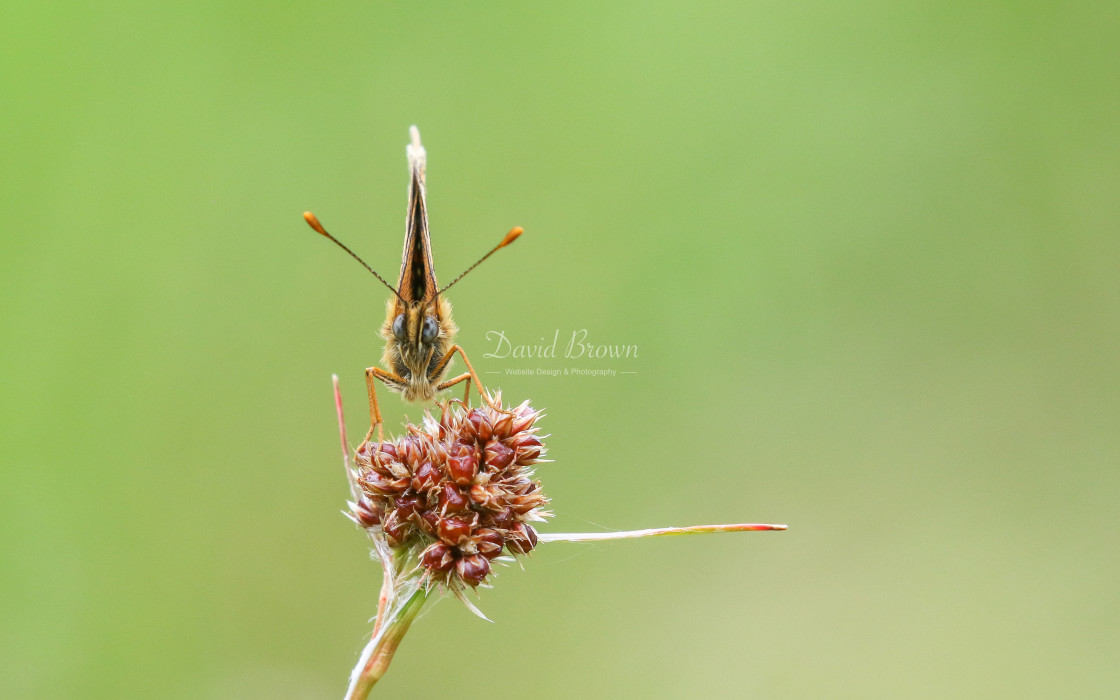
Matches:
[[351, 398, 548, 588]]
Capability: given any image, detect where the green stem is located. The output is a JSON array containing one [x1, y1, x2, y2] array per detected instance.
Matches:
[[344, 586, 430, 700]]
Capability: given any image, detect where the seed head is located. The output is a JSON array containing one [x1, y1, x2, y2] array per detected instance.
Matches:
[[351, 396, 549, 588]]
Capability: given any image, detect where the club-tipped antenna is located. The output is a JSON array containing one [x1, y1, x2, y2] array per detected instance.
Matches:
[[303, 211, 402, 302], [435, 226, 524, 298]]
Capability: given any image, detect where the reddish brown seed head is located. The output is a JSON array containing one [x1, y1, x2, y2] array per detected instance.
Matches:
[[447, 452, 478, 486], [473, 529, 505, 560], [351, 398, 549, 587], [468, 483, 496, 509], [437, 516, 474, 546], [393, 493, 424, 521], [455, 554, 491, 587], [412, 461, 440, 493], [491, 413, 514, 440], [352, 498, 382, 528], [417, 510, 440, 537], [511, 434, 543, 464], [506, 523, 539, 555], [359, 470, 410, 496], [438, 483, 470, 514], [381, 511, 409, 548], [487, 507, 515, 530], [421, 543, 455, 573], [484, 439, 515, 470]]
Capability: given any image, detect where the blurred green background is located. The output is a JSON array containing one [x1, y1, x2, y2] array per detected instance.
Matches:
[[3, 2, 1118, 698]]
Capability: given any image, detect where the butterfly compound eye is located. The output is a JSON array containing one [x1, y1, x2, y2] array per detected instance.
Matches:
[[392, 314, 407, 341], [421, 316, 439, 344]]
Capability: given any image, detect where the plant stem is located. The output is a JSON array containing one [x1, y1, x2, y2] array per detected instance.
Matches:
[[537, 522, 787, 543], [345, 586, 430, 700]]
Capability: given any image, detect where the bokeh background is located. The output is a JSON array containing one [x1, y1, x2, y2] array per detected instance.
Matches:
[[3, 2, 1118, 698]]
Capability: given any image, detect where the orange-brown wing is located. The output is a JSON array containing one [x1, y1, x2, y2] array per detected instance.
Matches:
[[395, 131, 439, 313]]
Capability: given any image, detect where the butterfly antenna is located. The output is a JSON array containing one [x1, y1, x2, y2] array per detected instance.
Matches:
[[436, 226, 524, 297], [303, 211, 403, 302]]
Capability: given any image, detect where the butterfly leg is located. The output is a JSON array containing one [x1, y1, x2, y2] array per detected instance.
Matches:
[[364, 366, 408, 443], [438, 372, 473, 403], [434, 345, 508, 412]]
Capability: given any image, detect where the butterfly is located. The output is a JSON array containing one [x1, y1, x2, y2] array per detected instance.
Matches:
[[304, 126, 522, 441]]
